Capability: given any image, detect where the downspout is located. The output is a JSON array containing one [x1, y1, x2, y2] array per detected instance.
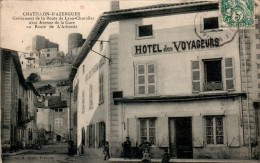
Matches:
[[242, 28, 252, 159]]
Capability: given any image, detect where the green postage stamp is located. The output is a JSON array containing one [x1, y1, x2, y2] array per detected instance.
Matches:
[[220, 0, 255, 28]]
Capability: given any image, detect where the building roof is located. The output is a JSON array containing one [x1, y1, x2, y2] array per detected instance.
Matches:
[[68, 1, 218, 82], [1, 48, 40, 96]]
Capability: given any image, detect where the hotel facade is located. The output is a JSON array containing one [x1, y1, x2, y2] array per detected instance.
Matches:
[[69, 1, 260, 159]]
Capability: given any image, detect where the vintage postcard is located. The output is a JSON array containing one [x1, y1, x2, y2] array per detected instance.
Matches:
[[1, 0, 260, 163]]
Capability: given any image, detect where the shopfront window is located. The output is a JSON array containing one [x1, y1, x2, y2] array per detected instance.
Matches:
[[205, 116, 224, 145], [140, 119, 156, 145]]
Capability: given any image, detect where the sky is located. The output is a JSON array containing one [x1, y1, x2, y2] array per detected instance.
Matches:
[[2, 0, 257, 54]]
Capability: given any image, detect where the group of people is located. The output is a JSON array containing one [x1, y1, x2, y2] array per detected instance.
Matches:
[[69, 137, 170, 162]]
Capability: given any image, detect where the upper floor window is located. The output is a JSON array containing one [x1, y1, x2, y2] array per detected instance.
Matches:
[[191, 58, 234, 93], [203, 59, 223, 91], [205, 116, 224, 145], [136, 63, 156, 95], [83, 65, 85, 74], [137, 25, 153, 38], [99, 74, 104, 104], [47, 54, 50, 57], [203, 17, 219, 30], [82, 91, 85, 113], [89, 84, 93, 109]]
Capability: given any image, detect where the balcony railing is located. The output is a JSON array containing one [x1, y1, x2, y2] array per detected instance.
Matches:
[[203, 81, 223, 91]]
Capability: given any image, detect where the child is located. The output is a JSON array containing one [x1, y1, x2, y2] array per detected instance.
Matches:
[[162, 149, 170, 163], [103, 141, 110, 160]]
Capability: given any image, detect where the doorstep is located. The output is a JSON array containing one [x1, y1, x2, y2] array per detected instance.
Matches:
[[109, 158, 259, 163]]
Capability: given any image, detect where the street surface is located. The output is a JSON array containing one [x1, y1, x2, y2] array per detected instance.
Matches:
[[2, 143, 107, 163]]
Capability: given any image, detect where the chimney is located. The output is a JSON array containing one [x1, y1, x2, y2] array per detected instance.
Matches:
[[110, 1, 119, 11]]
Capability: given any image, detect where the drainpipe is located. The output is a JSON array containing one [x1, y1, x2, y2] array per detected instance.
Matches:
[[242, 29, 252, 159]]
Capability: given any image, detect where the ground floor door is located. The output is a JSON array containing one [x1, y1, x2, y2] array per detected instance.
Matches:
[[169, 117, 193, 158]]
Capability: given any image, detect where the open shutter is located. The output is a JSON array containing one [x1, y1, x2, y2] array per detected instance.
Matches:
[[192, 61, 201, 93], [157, 117, 169, 147], [226, 115, 240, 147], [224, 58, 234, 91], [96, 122, 100, 147], [192, 116, 204, 147], [128, 118, 137, 147], [87, 125, 89, 147]]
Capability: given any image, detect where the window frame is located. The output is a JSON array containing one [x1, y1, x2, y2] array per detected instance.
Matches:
[[136, 24, 154, 39], [135, 63, 156, 96], [204, 116, 225, 145], [140, 118, 156, 145]]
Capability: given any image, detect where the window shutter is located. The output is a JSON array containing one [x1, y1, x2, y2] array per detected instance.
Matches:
[[96, 122, 100, 147], [87, 125, 90, 147], [127, 118, 137, 147], [92, 124, 95, 147], [226, 115, 240, 147], [191, 61, 201, 93], [192, 116, 204, 147], [157, 117, 169, 147], [224, 58, 234, 91]]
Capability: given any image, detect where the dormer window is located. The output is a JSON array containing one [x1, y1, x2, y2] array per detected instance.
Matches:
[[203, 17, 219, 30], [137, 25, 153, 38]]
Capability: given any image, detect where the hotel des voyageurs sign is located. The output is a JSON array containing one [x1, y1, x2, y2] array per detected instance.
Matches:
[[133, 38, 220, 56]]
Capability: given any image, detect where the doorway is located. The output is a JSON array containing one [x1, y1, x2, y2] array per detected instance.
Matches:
[[169, 117, 193, 158]]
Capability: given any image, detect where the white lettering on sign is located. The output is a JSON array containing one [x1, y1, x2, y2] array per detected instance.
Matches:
[[134, 38, 220, 56]]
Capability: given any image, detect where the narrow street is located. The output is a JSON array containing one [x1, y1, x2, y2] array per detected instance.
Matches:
[[2, 143, 108, 163]]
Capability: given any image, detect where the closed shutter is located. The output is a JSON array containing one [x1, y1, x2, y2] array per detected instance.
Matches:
[[191, 61, 201, 93], [128, 118, 137, 147], [192, 116, 204, 147], [224, 58, 234, 91], [227, 115, 240, 147], [157, 117, 169, 147]]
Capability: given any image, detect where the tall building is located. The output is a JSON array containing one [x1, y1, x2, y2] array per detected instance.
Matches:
[[69, 1, 260, 160]]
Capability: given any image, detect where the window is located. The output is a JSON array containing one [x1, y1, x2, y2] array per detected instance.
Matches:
[[205, 116, 224, 144], [89, 84, 93, 109], [136, 63, 156, 95], [97, 122, 106, 147], [82, 127, 85, 146], [88, 124, 95, 147], [55, 118, 63, 127], [138, 25, 153, 37], [203, 59, 223, 91], [191, 58, 234, 93], [204, 17, 219, 30], [59, 109, 63, 112], [99, 74, 104, 103], [82, 91, 85, 113], [47, 54, 50, 57], [83, 65, 85, 74], [140, 119, 156, 145]]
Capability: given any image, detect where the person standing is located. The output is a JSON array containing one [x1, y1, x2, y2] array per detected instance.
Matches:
[[122, 136, 132, 158], [103, 141, 110, 160]]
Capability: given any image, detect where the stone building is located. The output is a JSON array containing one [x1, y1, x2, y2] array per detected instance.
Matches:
[[69, 1, 260, 160], [1, 48, 40, 152]]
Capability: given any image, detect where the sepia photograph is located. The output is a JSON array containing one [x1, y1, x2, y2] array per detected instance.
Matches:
[[0, 0, 260, 162]]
